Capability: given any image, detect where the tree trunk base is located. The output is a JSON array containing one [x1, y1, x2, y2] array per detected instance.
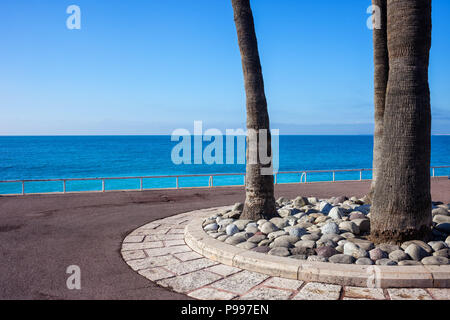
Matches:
[[240, 198, 277, 221], [368, 225, 432, 245]]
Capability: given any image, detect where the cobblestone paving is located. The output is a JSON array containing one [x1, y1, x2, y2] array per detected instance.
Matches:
[[121, 207, 450, 300]]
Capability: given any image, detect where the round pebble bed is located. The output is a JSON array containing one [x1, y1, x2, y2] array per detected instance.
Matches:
[[202, 196, 450, 266]]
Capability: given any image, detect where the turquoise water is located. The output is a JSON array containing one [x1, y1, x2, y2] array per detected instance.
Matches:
[[0, 135, 449, 194]]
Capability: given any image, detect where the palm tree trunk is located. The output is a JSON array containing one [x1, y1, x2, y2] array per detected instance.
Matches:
[[369, 0, 389, 203], [370, 0, 432, 243], [231, 0, 276, 220]]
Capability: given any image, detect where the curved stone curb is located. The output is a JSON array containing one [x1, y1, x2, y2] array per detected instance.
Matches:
[[121, 207, 450, 300], [185, 211, 450, 289]]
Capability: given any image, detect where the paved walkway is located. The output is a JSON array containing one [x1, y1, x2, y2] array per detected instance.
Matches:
[[121, 207, 450, 300], [0, 178, 448, 299]]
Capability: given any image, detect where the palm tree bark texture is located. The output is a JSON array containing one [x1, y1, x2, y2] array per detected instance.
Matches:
[[370, 0, 433, 243], [369, 0, 389, 202], [231, 0, 277, 220]]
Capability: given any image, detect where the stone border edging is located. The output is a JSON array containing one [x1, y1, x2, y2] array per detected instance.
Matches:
[[185, 215, 450, 288]]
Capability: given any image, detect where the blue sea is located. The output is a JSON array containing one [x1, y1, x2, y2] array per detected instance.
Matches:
[[0, 136, 449, 195]]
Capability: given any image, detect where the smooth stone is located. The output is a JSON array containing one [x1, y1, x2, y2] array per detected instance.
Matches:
[[236, 241, 257, 250], [226, 224, 239, 236], [247, 234, 267, 244], [315, 246, 338, 258], [436, 223, 450, 234], [332, 196, 348, 206], [428, 241, 448, 252], [245, 226, 259, 234], [433, 215, 450, 224], [340, 232, 356, 239], [356, 257, 374, 265], [268, 230, 288, 240], [278, 208, 297, 218], [446, 235, 450, 246], [405, 244, 430, 261], [401, 240, 433, 254], [307, 255, 328, 262], [233, 220, 252, 231], [329, 254, 355, 264], [352, 219, 370, 233], [347, 239, 375, 251], [321, 222, 340, 235], [225, 234, 247, 245], [314, 216, 329, 224], [290, 246, 315, 256], [377, 243, 401, 254], [217, 235, 229, 241], [354, 205, 370, 214], [319, 202, 333, 214], [251, 246, 271, 253], [375, 258, 397, 266], [270, 217, 289, 229], [307, 197, 319, 205], [349, 212, 366, 220], [204, 223, 219, 231], [316, 239, 337, 248], [339, 221, 360, 235], [343, 242, 359, 256], [276, 197, 290, 206], [398, 260, 423, 266], [289, 227, 308, 238], [258, 239, 272, 247], [295, 240, 316, 249], [433, 248, 449, 258], [389, 250, 410, 262], [421, 256, 449, 265], [294, 196, 309, 208], [320, 233, 344, 243], [260, 222, 279, 234], [290, 254, 308, 260], [432, 208, 449, 216], [352, 248, 368, 259], [257, 219, 267, 226], [335, 245, 344, 253], [218, 218, 235, 228], [301, 233, 321, 241], [268, 247, 291, 257], [328, 207, 343, 220], [369, 248, 388, 261], [273, 235, 299, 247], [223, 211, 241, 219]]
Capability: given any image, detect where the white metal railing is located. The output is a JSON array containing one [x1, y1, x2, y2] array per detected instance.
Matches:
[[0, 166, 448, 196]]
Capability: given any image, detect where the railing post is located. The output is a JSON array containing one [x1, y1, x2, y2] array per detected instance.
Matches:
[[243, 175, 246, 186], [63, 180, 66, 193], [140, 178, 143, 191], [176, 177, 179, 189], [305, 172, 307, 183], [360, 170, 362, 181], [332, 171, 335, 182], [102, 179, 105, 192], [275, 174, 278, 185], [22, 181, 25, 195], [209, 176, 213, 187], [432, 168, 435, 177]]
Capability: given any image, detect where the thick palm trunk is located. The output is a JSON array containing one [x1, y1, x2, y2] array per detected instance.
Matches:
[[370, 0, 432, 243], [231, 0, 276, 220], [369, 0, 389, 202]]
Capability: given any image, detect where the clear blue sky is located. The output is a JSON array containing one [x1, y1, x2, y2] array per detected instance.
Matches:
[[1, 0, 449, 135]]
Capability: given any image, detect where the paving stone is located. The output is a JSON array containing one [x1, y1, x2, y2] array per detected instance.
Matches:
[[164, 258, 218, 275], [145, 245, 191, 257], [173, 251, 203, 262], [240, 287, 293, 300], [138, 267, 175, 281], [167, 228, 185, 234], [387, 288, 433, 300], [211, 270, 270, 295], [206, 265, 242, 277], [122, 241, 164, 251], [126, 255, 179, 271], [123, 235, 145, 243], [187, 288, 238, 300], [165, 239, 186, 247], [157, 270, 222, 293], [144, 233, 185, 241], [263, 277, 304, 291], [427, 288, 450, 300], [121, 249, 146, 261], [292, 282, 342, 300], [344, 286, 385, 300]]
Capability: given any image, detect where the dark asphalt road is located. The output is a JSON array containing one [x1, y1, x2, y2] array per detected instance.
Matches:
[[0, 179, 448, 300]]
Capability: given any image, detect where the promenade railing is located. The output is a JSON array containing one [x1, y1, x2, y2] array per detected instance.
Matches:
[[0, 166, 449, 196]]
